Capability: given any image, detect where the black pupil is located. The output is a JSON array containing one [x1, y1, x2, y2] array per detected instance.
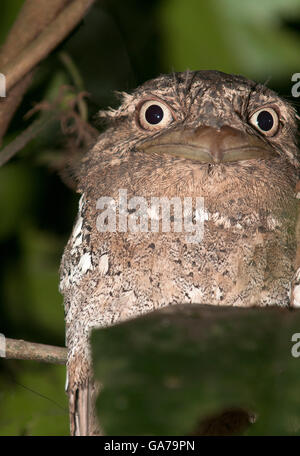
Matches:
[[145, 104, 164, 124], [256, 110, 274, 131]]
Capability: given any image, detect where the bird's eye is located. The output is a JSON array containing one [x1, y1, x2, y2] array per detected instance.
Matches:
[[138, 100, 173, 130], [249, 107, 279, 137]]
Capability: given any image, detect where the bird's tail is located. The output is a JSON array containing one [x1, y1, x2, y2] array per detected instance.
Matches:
[[68, 379, 101, 436]]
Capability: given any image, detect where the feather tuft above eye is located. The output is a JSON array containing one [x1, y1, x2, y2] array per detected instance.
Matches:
[[98, 91, 135, 121]]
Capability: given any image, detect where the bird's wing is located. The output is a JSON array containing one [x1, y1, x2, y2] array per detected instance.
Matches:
[[68, 379, 101, 436], [290, 181, 300, 307]]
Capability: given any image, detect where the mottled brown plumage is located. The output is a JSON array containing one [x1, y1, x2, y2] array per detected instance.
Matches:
[[60, 70, 300, 435]]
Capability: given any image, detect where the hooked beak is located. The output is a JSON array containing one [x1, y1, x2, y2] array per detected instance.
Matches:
[[136, 126, 275, 163]]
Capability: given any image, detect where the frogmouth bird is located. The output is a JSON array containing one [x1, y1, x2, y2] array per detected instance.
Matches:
[[60, 70, 300, 435]]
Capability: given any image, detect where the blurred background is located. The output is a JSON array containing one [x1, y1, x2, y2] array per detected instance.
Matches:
[[0, 0, 300, 436]]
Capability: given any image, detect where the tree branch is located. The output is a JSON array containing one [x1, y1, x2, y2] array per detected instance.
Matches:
[[0, 0, 95, 147], [1, 0, 95, 94], [0, 0, 71, 145], [0, 334, 67, 365]]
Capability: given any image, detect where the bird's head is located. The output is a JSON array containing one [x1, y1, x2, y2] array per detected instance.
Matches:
[[79, 71, 299, 209]]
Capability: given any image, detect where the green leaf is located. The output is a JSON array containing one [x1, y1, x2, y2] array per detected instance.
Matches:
[[0, 163, 38, 240], [3, 225, 65, 338], [0, 0, 24, 47], [92, 304, 300, 435], [0, 361, 68, 436], [158, 0, 300, 82]]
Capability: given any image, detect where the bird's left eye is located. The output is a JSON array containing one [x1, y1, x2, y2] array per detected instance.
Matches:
[[138, 100, 173, 130], [249, 107, 279, 137]]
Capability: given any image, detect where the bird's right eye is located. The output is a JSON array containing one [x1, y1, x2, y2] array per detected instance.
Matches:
[[138, 100, 174, 130], [249, 107, 279, 137]]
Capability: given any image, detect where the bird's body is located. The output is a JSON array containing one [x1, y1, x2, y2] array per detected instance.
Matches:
[[60, 70, 299, 435]]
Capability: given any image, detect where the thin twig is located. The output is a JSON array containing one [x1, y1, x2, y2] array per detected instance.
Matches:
[[0, 112, 57, 167], [59, 51, 88, 121], [2, 337, 67, 365]]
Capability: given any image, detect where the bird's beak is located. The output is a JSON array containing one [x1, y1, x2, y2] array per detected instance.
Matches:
[[137, 126, 276, 163]]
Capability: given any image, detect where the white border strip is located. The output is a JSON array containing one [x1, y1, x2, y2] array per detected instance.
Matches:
[[0, 333, 6, 358]]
